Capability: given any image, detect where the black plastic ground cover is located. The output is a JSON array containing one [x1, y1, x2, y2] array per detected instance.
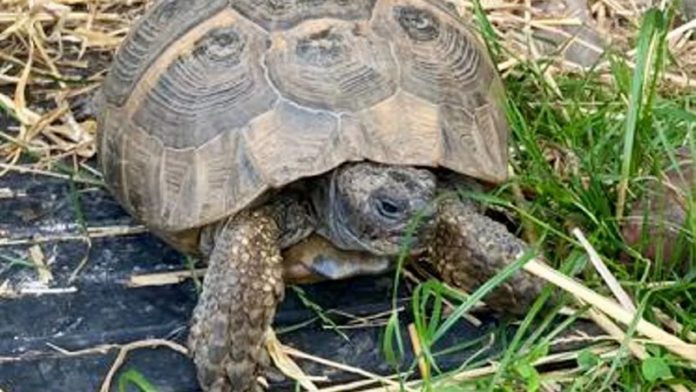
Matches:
[[0, 170, 518, 392]]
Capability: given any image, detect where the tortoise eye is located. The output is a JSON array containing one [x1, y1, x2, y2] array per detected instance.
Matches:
[[375, 197, 405, 220], [394, 6, 441, 41]]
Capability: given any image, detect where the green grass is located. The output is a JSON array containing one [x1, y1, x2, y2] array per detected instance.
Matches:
[[118, 369, 158, 392], [386, 3, 696, 391]]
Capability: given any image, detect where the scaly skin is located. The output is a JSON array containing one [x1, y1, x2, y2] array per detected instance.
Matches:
[[429, 198, 547, 314], [188, 208, 284, 392]]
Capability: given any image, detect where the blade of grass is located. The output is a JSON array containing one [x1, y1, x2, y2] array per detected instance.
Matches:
[[118, 369, 158, 392], [616, 8, 669, 219]]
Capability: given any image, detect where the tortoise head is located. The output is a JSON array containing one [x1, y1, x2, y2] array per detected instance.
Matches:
[[320, 162, 437, 256]]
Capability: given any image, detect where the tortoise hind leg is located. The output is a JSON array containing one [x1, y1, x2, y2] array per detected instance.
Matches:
[[429, 198, 549, 314], [188, 208, 284, 392]]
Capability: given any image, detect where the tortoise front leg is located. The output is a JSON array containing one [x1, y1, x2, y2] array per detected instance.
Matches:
[[188, 208, 284, 392], [429, 198, 548, 314]]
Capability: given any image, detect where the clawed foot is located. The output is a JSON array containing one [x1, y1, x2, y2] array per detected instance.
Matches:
[[429, 197, 549, 314]]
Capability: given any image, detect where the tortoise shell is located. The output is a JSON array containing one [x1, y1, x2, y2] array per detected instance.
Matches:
[[97, 0, 509, 232]]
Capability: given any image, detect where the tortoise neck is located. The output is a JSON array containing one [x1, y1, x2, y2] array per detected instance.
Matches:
[[308, 169, 350, 250]]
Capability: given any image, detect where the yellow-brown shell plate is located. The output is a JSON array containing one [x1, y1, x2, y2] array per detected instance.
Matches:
[[98, 0, 509, 232]]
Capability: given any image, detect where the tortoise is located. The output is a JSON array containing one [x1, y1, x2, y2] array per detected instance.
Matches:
[[95, 0, 546, 390]]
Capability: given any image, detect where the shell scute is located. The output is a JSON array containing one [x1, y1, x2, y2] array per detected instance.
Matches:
[[265, 20, 398, 112], [102, 0, 229, 106], [370, 0, 508, 182], [130, 13, 277, 149], [245, 101, 357, 187]]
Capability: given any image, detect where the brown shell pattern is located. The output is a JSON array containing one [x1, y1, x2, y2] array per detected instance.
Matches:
[[98, 0, 509, 232]]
